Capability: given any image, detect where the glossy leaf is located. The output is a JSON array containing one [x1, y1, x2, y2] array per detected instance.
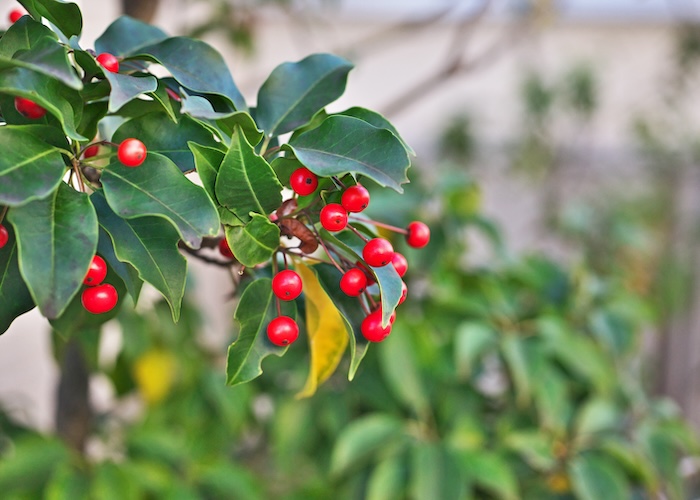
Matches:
[[18, 0, 82, 39], [0, 223, 35, 334], [256, 53, 353, 136], [285, 115, 410, 192], [132, 37, 247, 111], [189, 142, 241, 226], [149, 80, 178, 123], [0, 36, 82, 90], [223, 214, 280, 267], [103, 72, 158, 113], [295, 263, 349, 397], [96, 227, 142, 303], [215, 126, 283, 222], [309, 263, 369, 379], [0, 126, 66, 207], [569, 453, 629, 500], [215, 112, 264, 146], [0, 16, 56, 58], [8, 183, 98, 319], [226, 278, 295, 386], [95, 16, 168, 57], [92, 193, 186, 321], [113, 112, 221, 173], [101, 153, 220, 249], [337, 106, 414, 155]]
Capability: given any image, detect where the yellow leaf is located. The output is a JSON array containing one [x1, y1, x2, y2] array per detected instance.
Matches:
[[296, 263, 349, 398], [132, 349, 177, 405]]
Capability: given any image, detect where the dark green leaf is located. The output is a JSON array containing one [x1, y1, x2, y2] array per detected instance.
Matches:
[[92, 192, 186, 321], [8, 183, 97, 319], [285, 115, 410, 192], [0, 223, 35, 334], [0, 16, 57, 58], [215, 126, 283, 222], [113, 112, 221, 173], [7, 36, 82, 90], [569, 453, 629, 500], [97, 227, 142, 303], [226, 278, 294, 385], [18, 0, 82, 39], [256, 53, 353, 136], [0, 125, 66, 206], [150, 80, 178, 123], [103, 72, 158, 113], [189, 142, 241, 226], [101, 153, 220, 249], [215, 111, 264, 146], [95, 16, 168, 57], [501, 335, 533, 406], [0, 435, 69, 493], [337, 106, 414, 155], [224, 214, 280, 267]]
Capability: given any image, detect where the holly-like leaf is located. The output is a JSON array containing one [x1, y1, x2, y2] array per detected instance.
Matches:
[[132, 37, 247, 111], [101, 153, 220, 249], [102, 72, 158, 113], [336, 106, 414, 155], [285, 115, 410, 192], [92, 193, 186, 321], [5, 36, 83, 90], [113, 112, 221, 173], [310, 263, 369, 380], [224, 214, 280, 267], [295, 263, 349, 397], [8, 183, 98, 319], [256, 53, 353, 137], [0, 126, 67, 207], [18, 0, 82, 39], [226, 278, 295, 386], [215, 112, 264, 146], [0, 16, 57, 58], [215, 126, 283, 222], [95, 16, 168, 57], [0, 223, 35, 334]]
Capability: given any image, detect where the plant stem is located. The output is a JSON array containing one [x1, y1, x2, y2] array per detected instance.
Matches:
[[349, 215, 408, 234], [347, 224, 371, 242]]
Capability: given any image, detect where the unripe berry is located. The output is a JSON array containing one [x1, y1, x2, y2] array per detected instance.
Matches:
[[96, 53, 119, 73], [272, 270, 303, 301], [14, 97, 46, 119], [289, 167, 318, 196], [341, 185, 370, 213], [218, 238, 234, 259], [117, 138, 147, 167], [391, 252, 408, 277], [320, 203, 348, 232], [0, 224, 8, 249], [361, 310, 391, 342], [82, 283, 118, 314], [340, 268, 367, 296], [83, 255, 107, 286], [9, 9, 24, 23], [267, 316, 299, 346], [362, 238, 394, 267], [406, 221, 430, 248]]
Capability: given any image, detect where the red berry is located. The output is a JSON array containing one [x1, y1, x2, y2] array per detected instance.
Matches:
[[96, 53, 119, 73], [362, 238, 394, 267], [14, 97, 46, 119], [355, 260, 376, 285], [117, 138, 147, 167], [83, 144, 99, 159], [320, 203, 348, 232], [391, 252, 408, 277], [406, 221, 430, 248], [0, 224, 8, 249], [361, 310, 391, 342], [341, 185, 370, 213], [9, 9, 24, 23], [219, 238, 234, 259], [272, 269, 303, 301], [290, 167, 318, 196], [340, 268, 367, 296], [374, 306, 397, 324], [83, 255, 107, 286], [267, 316, 299, 346], [81, 283, 118, 314], [399, 281, 408, 305]]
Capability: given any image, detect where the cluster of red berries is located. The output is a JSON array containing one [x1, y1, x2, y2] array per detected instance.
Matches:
[[219, 165, 430, 346], [81, 255, 118, 314]]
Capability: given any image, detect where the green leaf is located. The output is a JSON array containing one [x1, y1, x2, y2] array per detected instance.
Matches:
[[454, 321, 497, 380], [0, 16, 57, 58], [366, 454, 407, 500], [45, 463, 91, 500], [575, 398, 620, 441], [308, 263, 370, 379], [226, 278, 295, 385], [101, 153, 220, 249], [224, 214, 280, 267], [113, 112, 221, 173], [97, 228, 142, 303], [95, 16, 168, 57], [189, 142, 241, 226], [0, 223, 35, 334], [18, 0, 82, 39], [256, 53, 353, 137], [501, 335, 533, 406], [215, 126, 283, 222], [91, 462, 140, 500], [534, 361, 570, 435], [336, 106, 414, 155], [569, 453, 629, 500], [285, 115, 411, 192], [132, 37, 247, 111], [504, 431, 556, 471], [0, 435, 69, 494], [453, 450, 519, 500], [0, 36, 81, 90], [214, 111, 264, 146], [0, 125, 66, 207], [103, 72, 158, 113], [0, 67, 86, 140], [410, 443, 464, 500], [92, 192, 186, 321], [8, 183, 97, 319], [330, 414, 406, 476]]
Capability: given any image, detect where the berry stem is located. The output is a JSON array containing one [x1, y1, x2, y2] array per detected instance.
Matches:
[[347, 224, 370, 243], [364, 290, 378, 309], [358, 296, 371, 316], [302, 212, 346, 273], [332, 176, 347, 189], [71, 158, 86, 193], [349, 215, 408, 234], [263, 145, 281, 159], [260, 135, 272, 156], [276, 296, 282, 317]]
